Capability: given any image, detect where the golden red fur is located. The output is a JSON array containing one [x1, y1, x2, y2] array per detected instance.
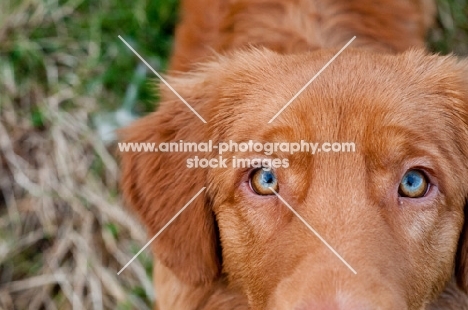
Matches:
[[120, 0, 468, 309]]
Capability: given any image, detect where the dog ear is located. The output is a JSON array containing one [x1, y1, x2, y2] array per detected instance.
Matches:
[[414, 52, 468, 293], [457, 203, 468, 292], [119, 71, 220, 285], [452, 57, 468, 293]]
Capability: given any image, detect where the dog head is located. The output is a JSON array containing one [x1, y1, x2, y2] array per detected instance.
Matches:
[[120, 49, 468, 309]]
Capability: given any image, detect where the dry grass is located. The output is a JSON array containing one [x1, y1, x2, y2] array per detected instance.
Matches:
[[0, 0, 467, 309], [0, 99, 153, 309], [0, 0, 168, 308]]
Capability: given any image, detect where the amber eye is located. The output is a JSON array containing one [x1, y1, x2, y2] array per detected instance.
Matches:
[[398, 169, 429, 198], [249, 168, 278, 195]]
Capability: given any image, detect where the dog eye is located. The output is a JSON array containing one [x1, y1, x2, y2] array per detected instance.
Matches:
[[398, 169, 429, 198], [249, 168, 278, 195]]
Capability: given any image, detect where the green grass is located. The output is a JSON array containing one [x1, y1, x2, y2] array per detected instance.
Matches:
[[0, 0, 178, 117], [429, 0, 468, 54]]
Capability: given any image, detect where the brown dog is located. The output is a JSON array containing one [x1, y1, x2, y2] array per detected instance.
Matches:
[[120, 0, 468, 309]]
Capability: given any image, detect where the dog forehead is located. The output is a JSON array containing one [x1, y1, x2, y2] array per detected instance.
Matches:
[[212, 50, 455, 139]]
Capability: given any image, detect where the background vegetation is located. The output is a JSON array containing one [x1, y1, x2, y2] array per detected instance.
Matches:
[[0, 0, 467, 309]]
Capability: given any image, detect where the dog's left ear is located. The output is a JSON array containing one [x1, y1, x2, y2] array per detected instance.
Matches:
[[449, 56, 468, 293], [417, 52, 468, 292], [457, 203, 468, 292]]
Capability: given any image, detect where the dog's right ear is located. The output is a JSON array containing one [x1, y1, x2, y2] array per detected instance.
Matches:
[[119, 70, 220, 285]]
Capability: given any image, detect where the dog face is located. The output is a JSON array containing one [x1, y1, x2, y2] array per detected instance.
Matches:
[[120, 49, 468, 309]]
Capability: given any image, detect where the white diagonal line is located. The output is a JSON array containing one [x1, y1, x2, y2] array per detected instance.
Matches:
[[269, 187, 357, 274], [117, 187, 206, 275], [118, 35, 207, 123], [268, 36, 356, 123]]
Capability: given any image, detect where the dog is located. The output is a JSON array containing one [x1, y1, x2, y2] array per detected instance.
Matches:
[[120, 0, 468, 309]]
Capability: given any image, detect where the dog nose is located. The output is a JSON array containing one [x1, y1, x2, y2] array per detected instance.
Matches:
[[298, 299, 373, 310]]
